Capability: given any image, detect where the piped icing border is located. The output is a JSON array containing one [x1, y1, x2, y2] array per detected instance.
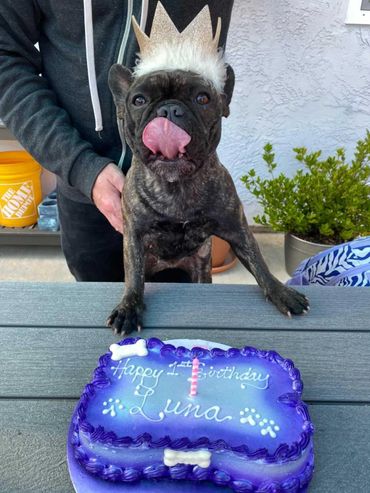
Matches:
[[73, 338, 314, 464], [72, 441, 314, 491]]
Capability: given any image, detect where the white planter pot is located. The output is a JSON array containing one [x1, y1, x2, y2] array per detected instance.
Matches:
[[284, 233, 333, 276]]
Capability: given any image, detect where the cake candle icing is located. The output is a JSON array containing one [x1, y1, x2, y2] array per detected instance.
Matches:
[[189, 357, 200, 397]]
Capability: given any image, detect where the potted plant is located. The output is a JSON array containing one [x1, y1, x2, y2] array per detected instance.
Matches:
[[241, 132, 370, 275], [211, 236, 237, 274]]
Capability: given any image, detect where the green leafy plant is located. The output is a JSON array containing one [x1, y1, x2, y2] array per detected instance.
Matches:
[[241, 132, 370, 244]]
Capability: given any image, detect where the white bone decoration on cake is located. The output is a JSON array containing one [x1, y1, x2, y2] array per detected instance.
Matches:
[[71, 338, 314, 492], [109, 339, 148, 360]]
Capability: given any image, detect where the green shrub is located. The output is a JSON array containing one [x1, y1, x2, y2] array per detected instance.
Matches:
[[241, 132, 370, 244]]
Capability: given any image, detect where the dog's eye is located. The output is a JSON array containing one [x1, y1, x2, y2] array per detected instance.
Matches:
[[195, 93, 210, 105], [133, 95, 147, 106]]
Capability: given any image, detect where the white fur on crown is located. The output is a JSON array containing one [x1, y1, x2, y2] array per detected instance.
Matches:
[[133, 40, 227, 93]]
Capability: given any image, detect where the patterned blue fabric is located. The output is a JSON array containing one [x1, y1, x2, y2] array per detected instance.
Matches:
[[287, 236, 370, 287]]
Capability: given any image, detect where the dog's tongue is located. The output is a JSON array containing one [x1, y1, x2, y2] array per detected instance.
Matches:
[[142, 117, 191, 159]]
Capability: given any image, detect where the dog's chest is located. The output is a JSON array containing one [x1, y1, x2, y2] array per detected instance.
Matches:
[[143, 217, 216, 260]]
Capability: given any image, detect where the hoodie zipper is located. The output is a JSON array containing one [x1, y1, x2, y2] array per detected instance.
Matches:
[[116, 0, 134, 169], [116, 0, 149, 169]]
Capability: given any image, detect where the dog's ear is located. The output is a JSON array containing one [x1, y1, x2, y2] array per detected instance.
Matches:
[[221, 64, 235, 118], [108, 64, 133, 118]]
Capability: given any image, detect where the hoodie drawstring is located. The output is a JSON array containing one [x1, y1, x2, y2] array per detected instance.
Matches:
[[83, 0, 103, 132], [83, 0, 149, 135], [140, 0, 149, 31]]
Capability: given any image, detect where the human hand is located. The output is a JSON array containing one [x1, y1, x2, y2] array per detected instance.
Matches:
[[92, 163, 125, 233]]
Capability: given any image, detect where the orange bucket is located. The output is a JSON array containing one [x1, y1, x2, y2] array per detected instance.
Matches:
[[0, 151, 42, 227]]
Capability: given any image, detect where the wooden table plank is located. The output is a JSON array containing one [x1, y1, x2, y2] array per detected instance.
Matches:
[[1, 399, 368, 493], [0, 283, 369, 331], [1, 283, 369, 492], [1, 327, 369, 402]]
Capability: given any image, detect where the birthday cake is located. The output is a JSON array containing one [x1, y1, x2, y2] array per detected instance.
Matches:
[[71, 338, 314, 492]]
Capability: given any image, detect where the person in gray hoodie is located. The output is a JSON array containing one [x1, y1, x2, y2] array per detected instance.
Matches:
[[0, 0, 233, 281]]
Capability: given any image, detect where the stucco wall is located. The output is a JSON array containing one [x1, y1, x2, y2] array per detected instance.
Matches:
[[218, 0, 370, 220]]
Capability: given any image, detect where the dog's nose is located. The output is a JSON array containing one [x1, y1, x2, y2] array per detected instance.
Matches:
[[156, 103, 184, 122]]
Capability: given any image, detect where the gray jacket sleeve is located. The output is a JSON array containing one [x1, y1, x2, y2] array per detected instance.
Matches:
[[0, 0, 112, 200]]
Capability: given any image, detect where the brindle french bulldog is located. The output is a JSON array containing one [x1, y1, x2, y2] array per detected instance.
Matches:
[[107, 64, 309, 334]]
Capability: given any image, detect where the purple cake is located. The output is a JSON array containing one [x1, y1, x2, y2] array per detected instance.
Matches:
[[71, 338, 314, 492]]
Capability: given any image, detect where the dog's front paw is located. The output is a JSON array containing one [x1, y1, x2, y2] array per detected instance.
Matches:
[[265, 283, 310, 317], [106, 301, 144, 335]]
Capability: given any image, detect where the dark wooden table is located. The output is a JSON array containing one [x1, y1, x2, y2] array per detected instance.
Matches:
[[0, 282, 369, 493]]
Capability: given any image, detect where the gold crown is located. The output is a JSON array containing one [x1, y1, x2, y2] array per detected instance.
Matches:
[[132, 2, 221, 59]]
